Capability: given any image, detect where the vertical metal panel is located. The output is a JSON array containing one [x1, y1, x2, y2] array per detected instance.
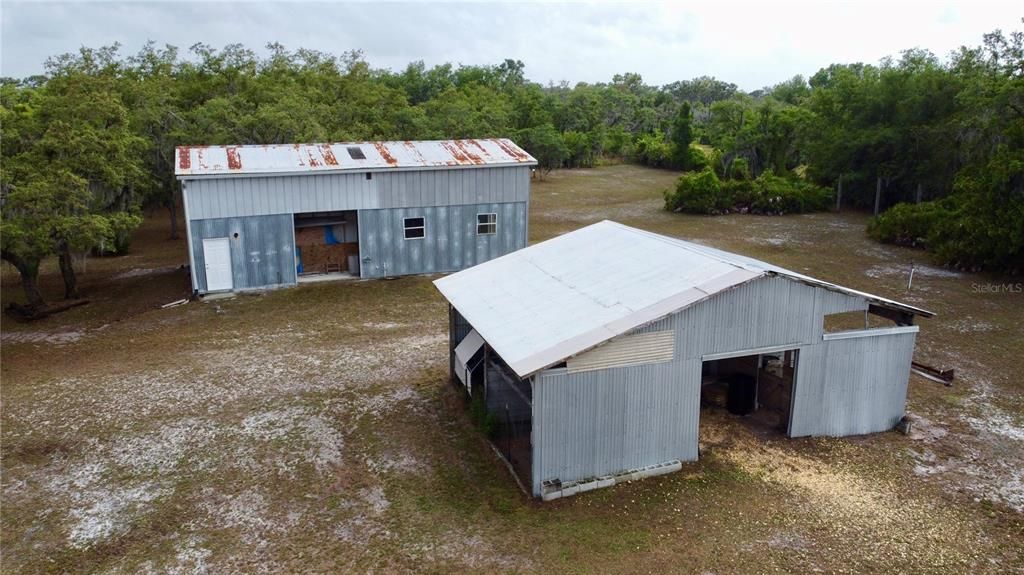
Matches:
[[532, 358, 701, 496], [629, 276, 863, 360], [357, 202, 526, 278], [527, 275, 906, 495], [189, 214, 295, 293], [185, 166, 530, 220], [451, 307, 473, 344], [790, 330, 917, 437]]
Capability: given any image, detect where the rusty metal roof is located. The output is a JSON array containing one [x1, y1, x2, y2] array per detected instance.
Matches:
[[175, 138, 537, 177]]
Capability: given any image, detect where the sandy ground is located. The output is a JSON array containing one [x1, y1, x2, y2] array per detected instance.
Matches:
[[2, 165, 1021, 574]]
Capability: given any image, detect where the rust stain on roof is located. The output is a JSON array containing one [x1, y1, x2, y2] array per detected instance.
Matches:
[[454, 140, 484, 164], [403, 140, 428, 164], [494, 139, 530, 162], [373, 142, 398, 166], [175, 139, 536, 176], [440, 141, 469, 164], [306, 148, 322, 167], [320, 145, 338, 166], [469, 139, 493, 157], [226, 147, 242, 170], [178, 146, 192, 170]]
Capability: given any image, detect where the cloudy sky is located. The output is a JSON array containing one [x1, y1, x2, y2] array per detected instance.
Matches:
[[1, 1, 1020, 90]]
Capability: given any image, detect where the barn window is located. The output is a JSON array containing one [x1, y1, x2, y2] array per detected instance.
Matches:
[[347, 146, 366, 160], [477, 213, 497, 235], [365, 172, 373, 180], [404, 217, 425, 240]]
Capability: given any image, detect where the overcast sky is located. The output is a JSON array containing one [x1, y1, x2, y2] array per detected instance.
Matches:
[[1, 1, 1020, 90]]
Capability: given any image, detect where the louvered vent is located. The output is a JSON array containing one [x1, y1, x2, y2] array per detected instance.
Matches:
[[566, 331, 675, 374]]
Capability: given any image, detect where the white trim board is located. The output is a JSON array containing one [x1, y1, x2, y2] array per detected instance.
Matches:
[[702, 344, 801, 362], [823, 325, 920, 341]]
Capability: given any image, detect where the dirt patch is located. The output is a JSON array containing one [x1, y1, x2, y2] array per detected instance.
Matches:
[[1, 329, 89, 345], [4, 165, 1022, 574], [113, 266, 181, 281]]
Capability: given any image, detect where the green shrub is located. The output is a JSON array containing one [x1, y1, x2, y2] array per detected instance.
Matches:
[[730, 158, 750, 180], [868, 153, 1024, 273], [666, 169, 832, 216], [709, 149, 726, 178], [634, 133, 673, 168], [685, 144, 711, 172], [563, 130, 600, 168], [604, 127, 632, 158], [92, 212, 143, 255], [867, 200, 954, 247], [720, 179, 755, 206], [664, 168, 724, 214], [746, 171, 832, 214]]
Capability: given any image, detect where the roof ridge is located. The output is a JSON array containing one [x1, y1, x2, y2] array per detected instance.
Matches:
[[175, 138, 515, 150], [597, 221, 762, 274]]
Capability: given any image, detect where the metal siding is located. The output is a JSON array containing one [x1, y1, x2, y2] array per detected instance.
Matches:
[[189, 214, 295, 293], [527, 276, 914, 495], [186, 166, 528, 221], [629, 276, 860, 361], [358, 202, 526, 279], [532, 358, 701, 495], [790, 330, 917, 437]]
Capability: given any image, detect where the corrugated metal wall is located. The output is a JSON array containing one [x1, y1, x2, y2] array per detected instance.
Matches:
[[533, 358, 701, 496], [631, 275, 867, 357], [184, 166, 530, 220], [189, 214, 296, 292], [357, 202, 527, 278], [529, 275, 915, 495], [789, 328, 917, 437]]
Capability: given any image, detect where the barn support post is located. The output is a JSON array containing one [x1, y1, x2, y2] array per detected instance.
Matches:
[[448, 304, 456, 385]]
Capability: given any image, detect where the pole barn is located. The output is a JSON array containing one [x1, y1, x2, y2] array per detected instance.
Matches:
[[434, 221, 934, 500], [175, 139, 536, 294]]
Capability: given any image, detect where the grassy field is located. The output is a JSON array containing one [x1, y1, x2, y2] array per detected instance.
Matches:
[[2, 164, 1022, 574]]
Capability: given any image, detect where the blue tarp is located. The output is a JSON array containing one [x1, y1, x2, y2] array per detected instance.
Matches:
[[324, 225, 341, 245]]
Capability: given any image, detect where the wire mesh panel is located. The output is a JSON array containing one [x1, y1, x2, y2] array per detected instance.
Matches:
[[485, 351, 532, 489]]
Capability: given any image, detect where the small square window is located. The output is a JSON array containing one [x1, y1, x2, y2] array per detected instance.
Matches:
[[365, 172, 373, 180], [347, 146, 366, 160], [404, 217, 425, 240], [477, 213, 497, 235]]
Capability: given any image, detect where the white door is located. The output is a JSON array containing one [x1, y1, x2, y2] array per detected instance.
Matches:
[[202, 237, 233, 292]]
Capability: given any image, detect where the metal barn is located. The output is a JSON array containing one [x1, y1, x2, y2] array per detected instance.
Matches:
[[174, 139, 536, 294], [434, 221, 934, 500]]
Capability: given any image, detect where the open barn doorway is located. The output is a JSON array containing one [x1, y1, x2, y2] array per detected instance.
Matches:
[[699, 349, 799, 439], [294, 210, 360, 281]]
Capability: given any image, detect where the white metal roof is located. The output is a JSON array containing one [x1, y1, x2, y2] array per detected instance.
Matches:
[[434, 220, 934, 378], [175, 138, 537, 178]]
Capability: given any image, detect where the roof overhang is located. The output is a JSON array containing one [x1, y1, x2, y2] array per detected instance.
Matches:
[[434, 221, 935, 380], [175, 138, 537, 179]]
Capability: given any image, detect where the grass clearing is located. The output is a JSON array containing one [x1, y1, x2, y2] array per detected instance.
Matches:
[[3, 164, 1022, 573]]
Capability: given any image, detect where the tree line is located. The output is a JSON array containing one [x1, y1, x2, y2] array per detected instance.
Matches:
[[1, 24, 1021, 311]]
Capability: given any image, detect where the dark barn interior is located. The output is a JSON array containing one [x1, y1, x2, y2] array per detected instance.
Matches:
[[700, 350, 798, 433]]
